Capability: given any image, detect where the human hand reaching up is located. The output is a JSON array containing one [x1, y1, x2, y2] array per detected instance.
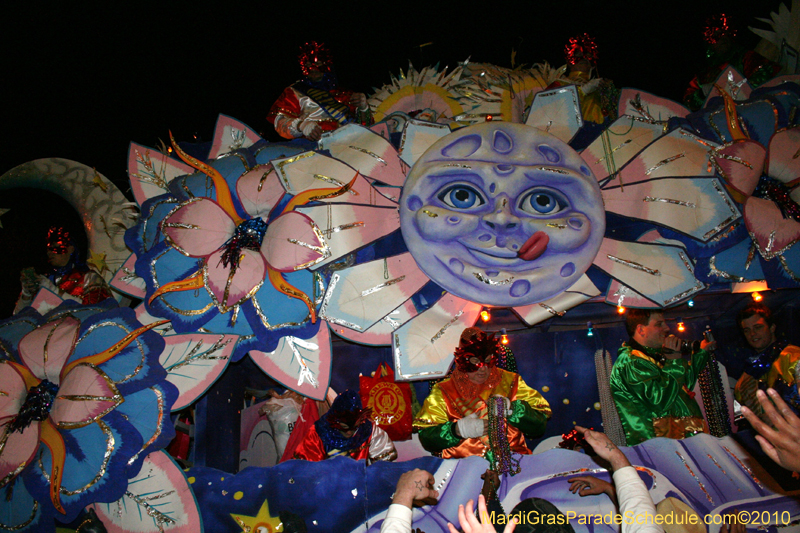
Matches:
[[447, 494, 516, 533], [742, 388, 800, 473]]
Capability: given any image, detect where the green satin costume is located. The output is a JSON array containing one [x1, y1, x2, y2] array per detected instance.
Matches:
[[610, 340, 710, 446]]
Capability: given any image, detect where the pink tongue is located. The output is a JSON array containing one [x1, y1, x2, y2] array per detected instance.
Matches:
[[517, 231, 549, 261]]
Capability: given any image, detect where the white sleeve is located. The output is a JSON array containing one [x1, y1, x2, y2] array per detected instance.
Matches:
[[380, 504, 412, 533], [613, 466, 663, 533], [369, 425, 398, 463]]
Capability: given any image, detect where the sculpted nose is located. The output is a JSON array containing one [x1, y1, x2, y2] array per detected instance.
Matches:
[[481, 196, 519, 233]]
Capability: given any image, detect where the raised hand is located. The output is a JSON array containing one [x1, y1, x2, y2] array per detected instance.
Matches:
[[742, 388, 800, 473]]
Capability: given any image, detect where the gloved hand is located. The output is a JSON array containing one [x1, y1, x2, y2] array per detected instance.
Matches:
[[456, 413, 486, 439], [581, 77, 601, 94], [298, 120, 322, 141]]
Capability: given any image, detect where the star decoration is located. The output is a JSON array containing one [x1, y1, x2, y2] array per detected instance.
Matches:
[[93, 169, 109, 191], [87, 250, 108, 273], [230, 499, 284, 533], [0, 207, 8, 228]]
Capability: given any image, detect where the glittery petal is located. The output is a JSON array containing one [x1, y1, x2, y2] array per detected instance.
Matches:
[[262, 212, 326, 272], [744, 197, 800, 257], [163, 198, 236, 257], [715, 140, 766, 198], [18, 316, 80, 384], [0, 362, 26, 419], [766, 128, 800, 186], [49, 365, 121, 428], [0, 422, 40, 485], [206, 249, 266, 308], [236, 165, 285, 220]]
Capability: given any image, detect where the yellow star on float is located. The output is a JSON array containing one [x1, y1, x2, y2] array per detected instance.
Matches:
[[92, 169, 108, 192], [230, 499, 283, 533], [87, 251, 108, 273]]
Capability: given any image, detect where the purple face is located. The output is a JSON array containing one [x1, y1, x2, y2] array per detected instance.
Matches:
[[399, 123, 605, 306]]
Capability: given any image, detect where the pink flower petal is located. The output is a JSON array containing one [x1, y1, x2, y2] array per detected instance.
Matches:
[[767, 128, 800, 187], [262, 212, 328, 272], [236, 164, 286, 219], [0, 363, 26, 419], [18, 316, 80, 383], [163, 198, 236, 257], [205, 249, 266, 310], [744, 197, 800, 259], [50, 364, 122, 428], [0, 422, 39, 485], [714, 140, 766, 199]]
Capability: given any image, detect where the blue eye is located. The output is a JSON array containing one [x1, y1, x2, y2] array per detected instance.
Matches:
[[520, 188, 567, 215], [438, 185, 485, 209]]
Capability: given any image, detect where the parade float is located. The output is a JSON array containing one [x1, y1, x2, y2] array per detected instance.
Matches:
[[2, 3, 800, 530]]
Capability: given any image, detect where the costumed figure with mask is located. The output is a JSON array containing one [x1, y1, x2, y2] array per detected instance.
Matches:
[[413, 328, 551, 465], [15, 226, 112, 313], [292, 390, 397, 464], [683, 13, 780, 111], [267, 41, 371, 141], [545, 33, 619, 125]]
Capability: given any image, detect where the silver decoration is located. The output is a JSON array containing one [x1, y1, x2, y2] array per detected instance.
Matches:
[[473, 272, 514, 285], [643, 196, 697, 208], [319, 273, 363, 330], [539, 303, 565, 317], [645, 152, 686, 175], [285, 336, 320, 388], [347, 145, 386, 165], [430, 311, 464, 344], [164, 335, 231, 372], [702, 180, 740, 240], [707, 256, 749, 282], [361, 276, 406, 297], [606, 254, 661, 276], [536, 167, 570, 175]]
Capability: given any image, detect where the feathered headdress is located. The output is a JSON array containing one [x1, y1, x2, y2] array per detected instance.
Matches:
[[454, 330, 501, 373], [565, 33, 599, 66], [703, 13, 737, 45], [298, 41, 333, 76], [45, 226, 74, 254]]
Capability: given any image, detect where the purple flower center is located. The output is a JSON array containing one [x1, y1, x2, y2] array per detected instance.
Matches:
[[754, 176, 800, 222], [219, 217, 268, 273], [11, 379, 58, 433]]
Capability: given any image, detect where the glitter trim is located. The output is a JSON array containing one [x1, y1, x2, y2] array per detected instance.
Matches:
[[675, 450, 714, 504], [539, 303, 566, 317], [721, 445, 765, 490], [473, 272, 514, 285], [0, 500, 37, 530], [39, 419, 115, 496], [643, 196, 697, 208], [312, 173, 359, 195], [431, 311, 464, 344], [347, 145, 386, 165], [361, 276, 406, 297], [606, 254, 660, 276], [645, 153, 686, 175]]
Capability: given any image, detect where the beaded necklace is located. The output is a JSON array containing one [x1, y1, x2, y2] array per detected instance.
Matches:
[[697, 351, 731, 437], [487, 396, 520, 476]]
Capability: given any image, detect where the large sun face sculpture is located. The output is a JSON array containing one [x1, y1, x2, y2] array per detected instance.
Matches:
[[400, 123, 605, 306], [115, 70, 799, 394]]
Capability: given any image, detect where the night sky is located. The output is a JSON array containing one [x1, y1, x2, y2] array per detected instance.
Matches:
[[0, 0, 787, 316]]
